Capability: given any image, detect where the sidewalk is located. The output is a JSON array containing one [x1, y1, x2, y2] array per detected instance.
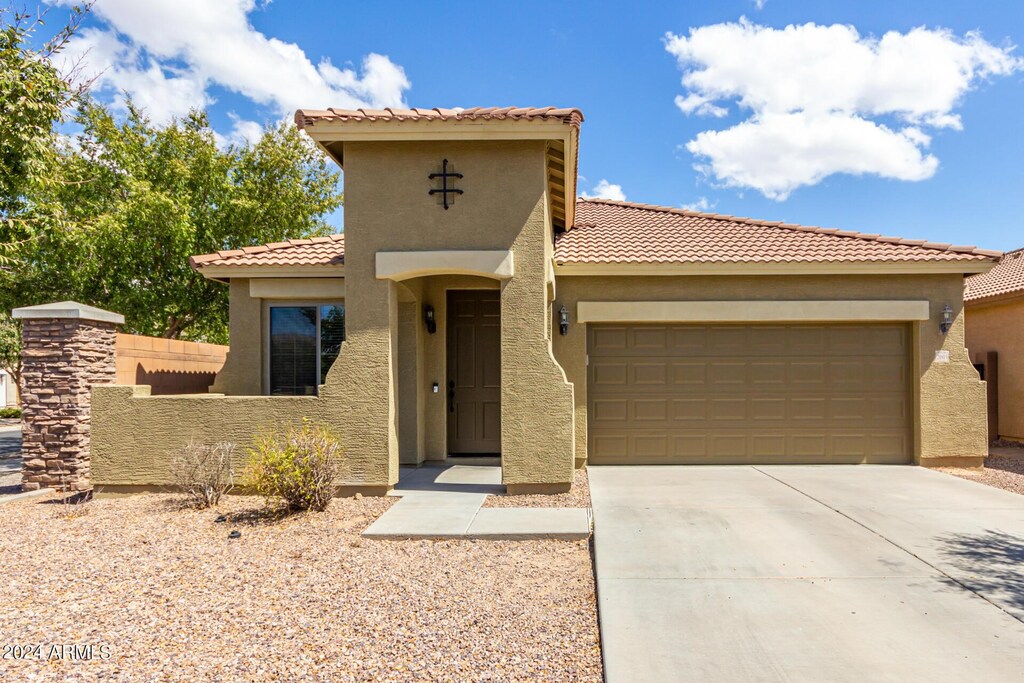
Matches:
[[362, 464, 591, 540]]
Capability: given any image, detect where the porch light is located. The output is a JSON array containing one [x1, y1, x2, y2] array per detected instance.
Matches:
[[559, 305, 569, 336], [424, 305, 436, 334], [940, 303, 953, 335]]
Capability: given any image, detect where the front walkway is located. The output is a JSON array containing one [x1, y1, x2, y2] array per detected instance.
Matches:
[[362, 464, 590, 539], [590, 465, 1024, 683]]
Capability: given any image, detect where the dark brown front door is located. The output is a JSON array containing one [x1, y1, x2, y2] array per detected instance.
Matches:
[[447, 290, 501, 454]]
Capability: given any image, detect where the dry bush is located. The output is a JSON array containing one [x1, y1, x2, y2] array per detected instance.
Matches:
[[171, 441, 235, 508], [243, 421, 340, 512]]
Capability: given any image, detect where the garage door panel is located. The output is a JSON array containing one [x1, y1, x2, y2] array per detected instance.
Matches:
[[588, 323, 911, 465]]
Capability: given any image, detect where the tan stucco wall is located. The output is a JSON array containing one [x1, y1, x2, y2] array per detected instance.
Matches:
[[337, 140, 574, 491], [211, 279, 262, 395], [552, 273, 988, 467], [966, 297, 1024, 440]]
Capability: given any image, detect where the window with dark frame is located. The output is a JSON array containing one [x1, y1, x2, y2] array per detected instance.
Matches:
[[269, 304, 345, 396]]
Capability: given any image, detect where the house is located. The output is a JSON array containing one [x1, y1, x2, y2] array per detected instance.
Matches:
[[91, 107, 997, 495], [0, 369, 16, 407], [965, 248, 1024, 443]]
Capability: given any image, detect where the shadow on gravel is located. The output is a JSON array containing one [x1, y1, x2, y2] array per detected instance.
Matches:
[[937, 529, 1024, 612]]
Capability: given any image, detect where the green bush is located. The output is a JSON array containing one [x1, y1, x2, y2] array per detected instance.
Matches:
[[0, 407, 21, 419], [243, 422, 340, 512]]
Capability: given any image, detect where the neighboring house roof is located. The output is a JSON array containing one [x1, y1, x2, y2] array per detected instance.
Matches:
[[189, 234, 345, 270], [965, 248, 1024, 303], [556, 199, 1000, 265], [294, 106, 584, 129]]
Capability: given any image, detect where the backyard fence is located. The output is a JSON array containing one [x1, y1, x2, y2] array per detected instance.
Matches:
[[115, 333, 227, 395]]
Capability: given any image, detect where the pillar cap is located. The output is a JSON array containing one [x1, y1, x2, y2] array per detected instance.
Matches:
[[12, 301, 125, 325]]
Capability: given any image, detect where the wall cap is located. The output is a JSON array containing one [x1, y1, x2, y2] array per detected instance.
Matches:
[[13, 301, 125, 325]]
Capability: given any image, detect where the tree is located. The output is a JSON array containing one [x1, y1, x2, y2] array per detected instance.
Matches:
[[0, 2, 89, 264], [17, 101, 343, 342]]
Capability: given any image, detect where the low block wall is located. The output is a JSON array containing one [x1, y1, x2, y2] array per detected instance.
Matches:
[[115, 334, 228, 395], [91, 386, 388, 495]]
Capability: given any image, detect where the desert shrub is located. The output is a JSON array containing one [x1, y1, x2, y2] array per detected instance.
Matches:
[[171, 441, 235, 508], [0, 407, 21, 419], [243, 422, 340, 512]]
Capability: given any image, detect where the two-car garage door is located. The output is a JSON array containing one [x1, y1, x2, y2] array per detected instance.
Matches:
[[587, 323, 912, 465]]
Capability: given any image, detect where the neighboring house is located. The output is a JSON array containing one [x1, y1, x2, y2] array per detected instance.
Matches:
[[965, 248, 1024, 442], [91, 107, 998, 495], [0, 369, 16, 407]]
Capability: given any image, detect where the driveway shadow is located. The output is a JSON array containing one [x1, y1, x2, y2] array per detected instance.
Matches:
[[937, 529, 1024, 614]]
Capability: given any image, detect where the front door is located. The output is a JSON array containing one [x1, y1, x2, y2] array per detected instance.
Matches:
[[446, 290, 501, 454]]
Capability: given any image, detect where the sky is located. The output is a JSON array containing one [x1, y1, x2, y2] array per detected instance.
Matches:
[[50, 0, 1024, 252]]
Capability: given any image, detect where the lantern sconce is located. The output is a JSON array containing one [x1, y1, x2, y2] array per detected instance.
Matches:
[[559, 305, 569, 336], [424, 305, 436, 334], [939, 303, 953, 335]]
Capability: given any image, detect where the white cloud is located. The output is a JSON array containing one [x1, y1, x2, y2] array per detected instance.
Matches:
[[581, 179, 627, 201], [682, 196, 716, 212], [674, 93, 727, 118], [666, 19, 1023, 199], [55, 0, 411, 125], [754, 0, 767, 10], [212, 113, 266, 149]]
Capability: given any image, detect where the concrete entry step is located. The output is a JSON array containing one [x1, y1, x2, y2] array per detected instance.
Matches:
[[362, 463, 591, 540]]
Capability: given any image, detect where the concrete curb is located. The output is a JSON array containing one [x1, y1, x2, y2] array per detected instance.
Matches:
[[0, 488, 51, 505]]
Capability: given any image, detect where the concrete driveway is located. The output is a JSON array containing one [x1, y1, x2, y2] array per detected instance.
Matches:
[[590, 465, 1024, 682]]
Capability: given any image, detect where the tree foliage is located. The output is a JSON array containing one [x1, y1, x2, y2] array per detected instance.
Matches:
[[17, 102, 342, 341], [0, 2, 343, 399], [0, 3, 88, 262]]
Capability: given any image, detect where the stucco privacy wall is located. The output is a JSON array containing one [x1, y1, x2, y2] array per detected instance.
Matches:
[[552, 273, 988, 467], [966, 298, 1024, 440], [92, 387, 321, 488], [338, 140, 574, 492]]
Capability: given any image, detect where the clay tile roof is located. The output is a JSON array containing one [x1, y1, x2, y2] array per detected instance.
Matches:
[[189, 234, 345, 270], [965, 247, 1024, 302], [294, 106, 584, 129], [556, 199, 1001, 266]]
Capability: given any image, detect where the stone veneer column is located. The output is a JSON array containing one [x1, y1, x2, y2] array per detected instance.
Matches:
[[12, 302, 124, 492]]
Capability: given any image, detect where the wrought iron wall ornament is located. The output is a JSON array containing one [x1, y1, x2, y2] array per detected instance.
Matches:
[[428, 158, 463, 210]]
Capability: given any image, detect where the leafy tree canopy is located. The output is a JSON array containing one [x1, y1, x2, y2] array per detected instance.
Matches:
[[16, 102, 343, 342], [0, 3, 87, 260]]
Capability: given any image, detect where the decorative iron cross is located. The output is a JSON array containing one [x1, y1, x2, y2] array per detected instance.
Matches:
[[429, 158, 463, 210]]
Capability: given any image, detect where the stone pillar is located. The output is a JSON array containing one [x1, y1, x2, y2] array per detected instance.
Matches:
[[12, 302, 124, 492]]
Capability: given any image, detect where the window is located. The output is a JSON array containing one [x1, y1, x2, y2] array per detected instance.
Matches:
[[268, 304, 345, 395]]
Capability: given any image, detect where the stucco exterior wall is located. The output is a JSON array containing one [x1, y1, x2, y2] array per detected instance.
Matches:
[[552, 272, 987, 467], [966, 297, 1024, 440], [210, 279, 262, 395], [337, 140, 574, 492]]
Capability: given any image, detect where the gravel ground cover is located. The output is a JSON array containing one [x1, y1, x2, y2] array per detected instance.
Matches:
[[938, 456, 1024, 496], [0, 493, 602, 682], [483, 468, 591, 508]]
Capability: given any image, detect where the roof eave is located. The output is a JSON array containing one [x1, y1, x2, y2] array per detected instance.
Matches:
[[194, 265, 345, 281], [554, 260, 996, 277]]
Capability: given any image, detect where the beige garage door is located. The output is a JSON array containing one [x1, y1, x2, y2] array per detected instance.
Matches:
[[587, 323, 912, 465]]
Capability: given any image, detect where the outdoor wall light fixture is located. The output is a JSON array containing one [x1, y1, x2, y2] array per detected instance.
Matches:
[[424, 305, 436, 334], [559, 305, 569, 336], [940, 303, 953, 335]]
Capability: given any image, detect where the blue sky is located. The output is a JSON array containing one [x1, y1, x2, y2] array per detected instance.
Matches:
[[58, 0, 1024, 251]]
